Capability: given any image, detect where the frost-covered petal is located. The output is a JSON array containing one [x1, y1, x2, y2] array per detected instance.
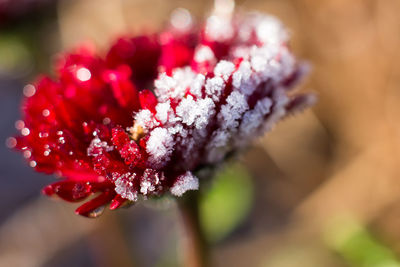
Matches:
[[170, 172, 199, 197]]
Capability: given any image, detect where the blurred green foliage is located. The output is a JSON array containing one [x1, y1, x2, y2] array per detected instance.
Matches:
[[326, 219, 400, 267], [199, 162, 253, 242], [0, 34, 32, 76]]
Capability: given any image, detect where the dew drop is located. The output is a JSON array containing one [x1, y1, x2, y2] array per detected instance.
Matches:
[[23, 84, 36, 97], [39, 132, 49, 138], [29, 161, 37, 167], [103, 117, 111, 125], [76, 67, 91, 82], [21, 128, 30, 136], [6, 137, 17, 148], [42, 109, 50, 117], [87, 206, 105, 218], [23, 150, 31, 158], [15, 120, 25, 130]]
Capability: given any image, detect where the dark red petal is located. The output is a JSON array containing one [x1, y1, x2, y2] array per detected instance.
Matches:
[[111, 126, 130, 148], [111, 127, 142, 167], [106, 35, 161, 87], [75, 190, 116, 217], [43, 180, 92, 202], [62, 169, 106, 183], [139, 89, 158, 112], [158, 31, 197, 74], [103, 66, 139, 108], [109, 195, 127, 210]]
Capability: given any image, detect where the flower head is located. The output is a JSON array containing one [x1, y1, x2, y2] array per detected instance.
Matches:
[[10, 3, 315, 217]]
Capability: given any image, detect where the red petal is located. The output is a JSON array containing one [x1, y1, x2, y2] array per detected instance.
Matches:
[[109, 195, 127, 210], [75, 190, 115, 217], [111, 127, 142, 166], [43, 180, 92, 202], [139, 89, 158, 112]]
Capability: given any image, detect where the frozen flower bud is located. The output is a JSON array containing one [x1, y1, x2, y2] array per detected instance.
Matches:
[[11, 4, 314, 217]]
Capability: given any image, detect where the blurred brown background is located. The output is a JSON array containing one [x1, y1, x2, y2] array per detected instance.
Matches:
[[1, 0, 400, 266]]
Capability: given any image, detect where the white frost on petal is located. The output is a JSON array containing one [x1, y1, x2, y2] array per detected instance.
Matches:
[[205, 76, 225, 101], [176, 96, 216, 129], [194, 45, 215, 63], [194, 97, 216, 129], [146, 127, 174, 168], [190, 74, 206, 98], [155, 68, 197, 101], [87, 137, 113, 156], [205, 15, 234, 41], [168, 123, 185, 136], [175, 95, 197, 126], [154, 73, 175, 102], [256, 15, 289, 44], [214, 60, 235, 81], [238, 97, 272, 142], [219, 91, 249, 130], [140, 169, 163, 195], [134, 109, 159, 130], [170, 171, 199, 196], [114, 173, 138, 201], [232, 60, 254, 95], [236, 13, 289, 45], [155, 101, 171, 124], [250, 45, 280, 73]]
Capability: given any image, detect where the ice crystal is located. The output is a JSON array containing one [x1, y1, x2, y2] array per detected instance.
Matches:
[[170, 172, 199, 197]]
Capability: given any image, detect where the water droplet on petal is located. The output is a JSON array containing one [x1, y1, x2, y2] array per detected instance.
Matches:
[[15, 120, 25, 130], [6, 137, 17, 148], [23, 84, 36, 97], [87, 205, 105, 218], [23, 150, 31, 158], [76, 67, 91, 82], [42, 109, 50, 117], [21, 128, 30, 136]]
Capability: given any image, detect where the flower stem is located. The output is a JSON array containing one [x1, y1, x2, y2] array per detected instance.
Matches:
[[177, 191, 209, 267]]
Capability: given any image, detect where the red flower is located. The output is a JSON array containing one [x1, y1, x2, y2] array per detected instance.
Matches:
[[10, 7, 315, 217]]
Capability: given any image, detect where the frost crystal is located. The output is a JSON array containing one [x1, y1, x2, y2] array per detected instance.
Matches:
[[87, 137, 113, 156], [170, 172, 199, 196], [205, 77, 225, 101], [134, 109, 159, 130], [194, 45, 215, 63], [214, 60, 235, 81], [115, 173, 138, 201], [219, 91, 249, 130], [146, 127, 174, 168]]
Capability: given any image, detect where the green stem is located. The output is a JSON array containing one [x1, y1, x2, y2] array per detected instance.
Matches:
[[177, 191, 209, 267]]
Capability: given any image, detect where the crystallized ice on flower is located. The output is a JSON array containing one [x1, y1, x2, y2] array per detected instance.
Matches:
[[11, 1, 315, 217]]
